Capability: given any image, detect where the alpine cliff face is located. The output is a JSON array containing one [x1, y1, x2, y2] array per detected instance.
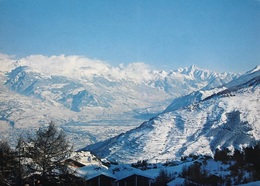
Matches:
[[0, 54, 238, 148], [83, 66, 260, 163]]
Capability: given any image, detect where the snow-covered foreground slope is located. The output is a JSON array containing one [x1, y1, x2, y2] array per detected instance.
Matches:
[[83, 66, 260, 163], [0, 54, 237, 148]]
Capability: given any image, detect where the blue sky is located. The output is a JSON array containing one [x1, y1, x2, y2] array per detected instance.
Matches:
[[0, 0, 259, 73]]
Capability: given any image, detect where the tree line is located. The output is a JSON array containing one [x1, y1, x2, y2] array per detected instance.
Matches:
[[0, 122, 84, 186]]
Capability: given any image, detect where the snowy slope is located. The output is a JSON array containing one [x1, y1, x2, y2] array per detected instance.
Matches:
[[83, 67, 260, 163], [0, 54, 238, 148]]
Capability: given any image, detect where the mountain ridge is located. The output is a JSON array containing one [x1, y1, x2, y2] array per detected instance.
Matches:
[[83, 66, 260, 163], [0, 54, 242, 149]]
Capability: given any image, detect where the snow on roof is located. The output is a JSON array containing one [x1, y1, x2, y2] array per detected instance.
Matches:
[[69, 151, 101, 166], [76, 162, 156, 182], [113, 165, 155, 181], [76, 164, 116, 180], [115, 171, 155, 181]]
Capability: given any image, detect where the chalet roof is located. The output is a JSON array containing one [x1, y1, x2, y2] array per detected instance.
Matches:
[[86, 171, 117, 181], [115, 169, 155, 181]]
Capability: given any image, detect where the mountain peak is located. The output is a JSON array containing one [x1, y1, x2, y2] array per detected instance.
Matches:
[[185, 64, 200, 73], [189, 64, 199, 70], [178, 65, 210, 77]]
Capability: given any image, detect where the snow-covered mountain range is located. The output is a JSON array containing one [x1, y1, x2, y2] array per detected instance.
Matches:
[[83, 66, 260, 163], [0, 54, 238, 148]]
